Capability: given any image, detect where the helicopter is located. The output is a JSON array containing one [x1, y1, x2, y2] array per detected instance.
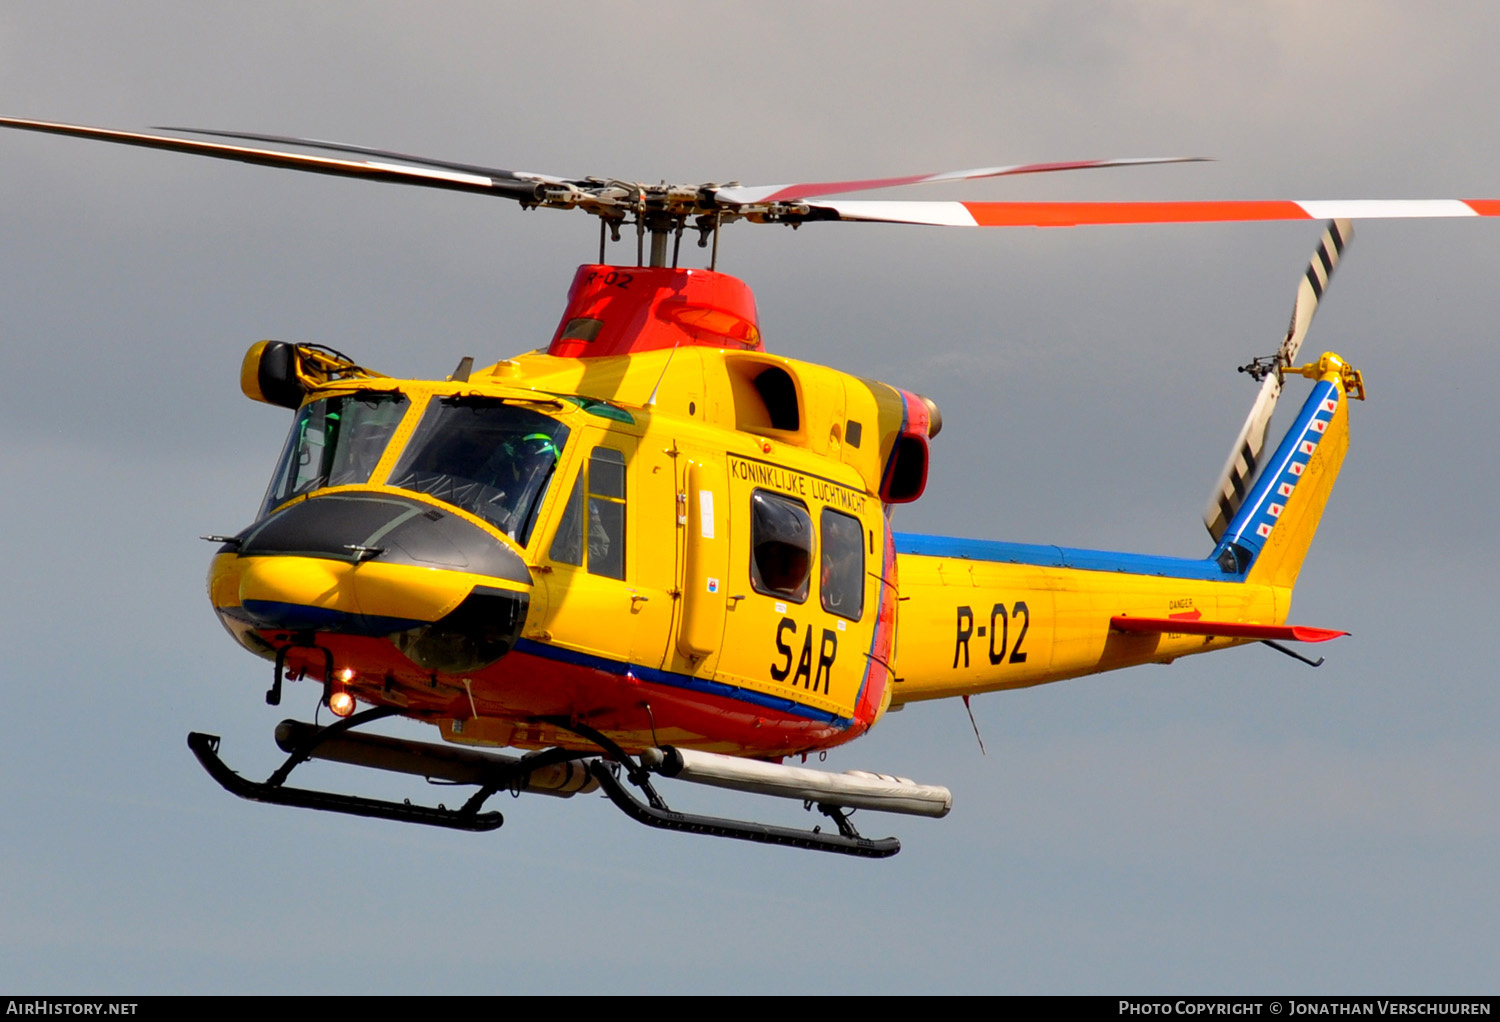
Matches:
[[4, 117, 1491, 858]]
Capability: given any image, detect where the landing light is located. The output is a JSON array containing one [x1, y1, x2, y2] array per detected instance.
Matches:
[[328, 690, 356, 718]]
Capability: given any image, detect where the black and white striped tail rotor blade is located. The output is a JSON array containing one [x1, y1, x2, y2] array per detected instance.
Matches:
[[1203, 219, 1354, 542], [1204, 372, 1284, 542], [1279, 218, 1353, 366]]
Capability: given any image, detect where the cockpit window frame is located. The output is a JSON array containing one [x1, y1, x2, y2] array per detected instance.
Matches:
[[384, 394, 572, 547], [260, 389, 411, 517]]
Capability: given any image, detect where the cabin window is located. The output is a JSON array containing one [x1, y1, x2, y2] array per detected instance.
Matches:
[[387, 397, 569, 545], [587, 448, 626, 579], [820, 509, 864, 621], [547, 447, 626, 579], [262, 391, 408, 515], [548, 475, 585, 567], [749, 491, 811, 602]]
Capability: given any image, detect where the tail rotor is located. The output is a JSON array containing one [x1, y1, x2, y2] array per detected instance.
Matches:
[[1204, 219, 1354, 541]]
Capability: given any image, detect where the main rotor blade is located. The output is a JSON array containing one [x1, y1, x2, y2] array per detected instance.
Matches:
[[716, 156, 1210, 205], [797, 198, 1500, 226], [1203, 220, 1354, 542], [154, 125, 572, 187], [0, 117, 543, 202]]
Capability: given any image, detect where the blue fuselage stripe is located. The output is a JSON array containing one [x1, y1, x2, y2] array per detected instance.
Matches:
[[892, 534, 1240, 582], [512, 638, 852, 728], [235, 600, 428, 635]]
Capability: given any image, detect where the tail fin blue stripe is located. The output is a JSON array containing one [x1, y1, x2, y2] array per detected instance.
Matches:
[[1217, 379, 1341, 562]]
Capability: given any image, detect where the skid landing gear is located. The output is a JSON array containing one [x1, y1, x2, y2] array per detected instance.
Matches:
[[551, 719, 902, 859], [188, 713, 916, 857], [590, 761, 899, 858], [187, 706, 595, 833], [189, 729, 505, 831]]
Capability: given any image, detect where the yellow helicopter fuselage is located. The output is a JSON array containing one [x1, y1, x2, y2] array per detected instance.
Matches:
[[207, 264, 1353, 760]]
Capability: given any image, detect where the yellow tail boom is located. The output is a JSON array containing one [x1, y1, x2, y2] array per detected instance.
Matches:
[[888, 354, 1357, 705]]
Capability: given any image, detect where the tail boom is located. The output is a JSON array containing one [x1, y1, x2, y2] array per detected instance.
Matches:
[[888, 544, 1282, 704], [889, 355, 1356, 705]]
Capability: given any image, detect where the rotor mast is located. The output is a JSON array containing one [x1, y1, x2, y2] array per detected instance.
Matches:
[[600, 183, 728, 270]]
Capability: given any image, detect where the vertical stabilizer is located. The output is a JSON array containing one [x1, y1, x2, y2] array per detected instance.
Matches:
[[1216, 354, 1361, 589]]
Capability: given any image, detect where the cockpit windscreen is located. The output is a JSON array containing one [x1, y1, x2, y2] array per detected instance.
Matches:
[[387, 397, 570, 545], [262, 391, 409, 516]]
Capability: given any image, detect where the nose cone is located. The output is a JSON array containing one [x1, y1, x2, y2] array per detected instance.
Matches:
[[210, 493, 532, 670], [237, 556, 359, 631]]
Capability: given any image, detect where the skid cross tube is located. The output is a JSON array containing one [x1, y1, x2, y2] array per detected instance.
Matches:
[[187, 731, 506, 831], [189, 709, 604, 831], [541, 716, 900, 858], [186, 700, 541, 831], [589, 761, 900, 858], [456, 744, 593, 816], [265, 705, 401, 787]]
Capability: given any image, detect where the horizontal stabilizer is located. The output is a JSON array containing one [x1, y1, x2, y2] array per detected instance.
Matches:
[[1110, 613, 1347, 643]]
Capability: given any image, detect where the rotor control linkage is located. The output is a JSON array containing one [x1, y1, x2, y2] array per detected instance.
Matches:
[[1237, 354, 1282, 382]]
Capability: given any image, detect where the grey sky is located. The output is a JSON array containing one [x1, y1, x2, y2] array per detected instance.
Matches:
[[1, 2, 1497, 993]]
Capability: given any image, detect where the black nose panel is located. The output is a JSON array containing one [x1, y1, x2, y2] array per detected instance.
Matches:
[[392, 585, 529, 674], [233, 494, 530, 584]]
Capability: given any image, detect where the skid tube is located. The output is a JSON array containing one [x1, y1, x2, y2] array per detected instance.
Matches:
[[188, 705, 903, 855], [549, 718, 902, 859], [189, 705, 589, 833]]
